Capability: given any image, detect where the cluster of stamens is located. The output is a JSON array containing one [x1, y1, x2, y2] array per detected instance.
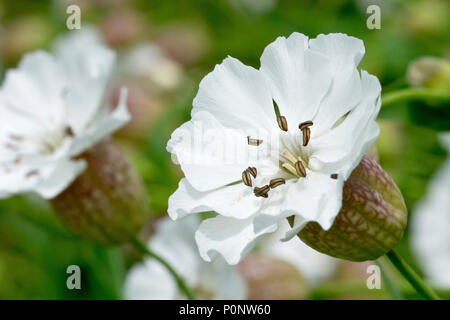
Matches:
[[244, 113, 320, 198]]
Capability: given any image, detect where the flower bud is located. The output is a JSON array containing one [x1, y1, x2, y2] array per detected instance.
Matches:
[[298, 155, 407, 261], [407, 56, 450, 90], [50, 141, 150, 245], [238, 254, 308, 300]]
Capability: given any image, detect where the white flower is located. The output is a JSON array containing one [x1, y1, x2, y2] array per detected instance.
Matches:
[[411, 133, 450, 289], [119, 43, 183, 91], [167, 32, 381, 265], [258, 220, 338, 284], [0, 29, 130, 199], [124, 216, 247, 300]]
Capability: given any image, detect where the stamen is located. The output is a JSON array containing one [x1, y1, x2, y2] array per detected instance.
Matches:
[[242, 170, 252, 187], [25, 170, 39, 178], [330, 173, 338, 180], [65, 126, 74, 137], [298, 121, 313, 130], [302, 127, 311, 146], [269, 178, 285, 189], [247, 167, 257, 178], [13, 156, 21, 165], [247, 136, 263, 146], [281, 149, 297, 164], [282, 163, 299, 177], [294, 159, 306, 177], [254, 185, 270, 198], [9, 134, 24, 141], [277, 115, 288, 131]]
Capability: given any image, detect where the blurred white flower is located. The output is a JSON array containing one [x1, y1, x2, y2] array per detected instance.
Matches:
[[120, 44, 183, 91], [230, 0, 277, 14], [124, 215, 247, 300], [259, 220, 338, 284], [167, 32, 381, 264], [0, 29, 129, 199], [411, 133, 450, 289]]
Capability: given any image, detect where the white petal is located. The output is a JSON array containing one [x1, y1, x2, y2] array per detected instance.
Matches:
[[308, 33, 366, 135], [411, 153, 450, 288], [192, 56, 276, 130], [261, 220, 338, 284], [167, 111, 258, 191], [309, 70, 381, 179], [260, 32, 332, 128], [281, 170, 345, 240], [195, 215, 277, 265], [168, 178, 262, 220], [124, 260, 179, 300], [54, 29, 117, 133], [69, 87, 130, 157]]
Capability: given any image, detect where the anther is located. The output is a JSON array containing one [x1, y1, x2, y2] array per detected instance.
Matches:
[[65, 126, 74, 137], [294, 159, 306, 177], [254, 185, 270, 198], [277, 116, 288, 131], [302, 127, 311, 146], [247, 167, 257, 178], [269, 178, 285, 189], [13, 156, 21, 165], [330, 173, 338, 180], [299, 121, 313, 130], [247, 136, 263, 146], [26, 170, 39, 178], [242, 170, 252, 187]]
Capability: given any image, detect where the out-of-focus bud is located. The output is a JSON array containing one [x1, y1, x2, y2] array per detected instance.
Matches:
[[407, 57, 450, 90], [298, 155, 407, 261], [238, 254, 308, 300], [101, 9, 145, 47], [50, 141, 150, 245]]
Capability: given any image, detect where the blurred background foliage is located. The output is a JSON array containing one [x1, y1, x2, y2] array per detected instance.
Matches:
[[0, 0, 449, 299]]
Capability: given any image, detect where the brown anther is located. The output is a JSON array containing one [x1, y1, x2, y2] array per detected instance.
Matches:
[[13, 156, 21, 165], [25, 170, 39, 178], [65, 126, 74, 137], [247, 167, 257, 178], [9, 134, 24, 141], [299, 121, 313, 130], [277, 115, 288, 131], [330, 173, 338, 180], [269, 178, 285, 189], [242, 170, 252, 187], [294, 160, 306, 177], [302, 127, 311, 146], [247, 136, 263, 146], [254, 185, 270, 198]]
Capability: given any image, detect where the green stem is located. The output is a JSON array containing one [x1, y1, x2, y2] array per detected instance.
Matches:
[[381, 87, 450, 107], [385, 250, 440, 300], [131, 237, 195, 300]]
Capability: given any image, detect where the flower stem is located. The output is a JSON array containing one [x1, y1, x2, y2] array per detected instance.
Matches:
[[131, 237, 195, 300], [385, 250, 440, 300], [381, 87, 450, 108]]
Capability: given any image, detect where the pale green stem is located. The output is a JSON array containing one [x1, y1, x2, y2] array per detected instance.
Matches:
[[382, 87, 450, 107], [385, 250, 440, 300], [131, 237, 195, 300]]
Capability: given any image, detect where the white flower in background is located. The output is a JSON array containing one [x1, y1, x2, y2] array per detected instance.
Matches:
[[0, 29, 129, 199], [259, 220, 338, 284], [120, 43, 183, 91], [124, 216, 247, 300], [411, 133, 450, 289], [167, 32, 381, 265]]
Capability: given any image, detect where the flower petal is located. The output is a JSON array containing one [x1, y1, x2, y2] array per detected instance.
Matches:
[[309, 70, 381, 179], [195, 214, 277, 265], [167, 111, 259, 191], [168, 178, 262, 220], [260, 32, 332, 128], [193, 56, 276, 130]]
